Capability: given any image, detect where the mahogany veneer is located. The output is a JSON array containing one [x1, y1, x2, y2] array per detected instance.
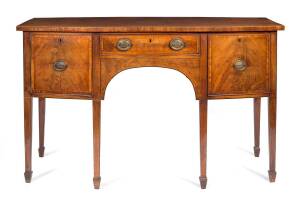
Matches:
[[17, 17, 284, 189]]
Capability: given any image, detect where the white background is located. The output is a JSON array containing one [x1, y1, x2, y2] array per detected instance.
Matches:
[[0, 0, 297, 201]]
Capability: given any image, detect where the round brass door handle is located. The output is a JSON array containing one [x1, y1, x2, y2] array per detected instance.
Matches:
[[233, 58, 247, 71], [169, 38, 185, 51], [116, 38, 132, 51], [53, 60, 68, 71]]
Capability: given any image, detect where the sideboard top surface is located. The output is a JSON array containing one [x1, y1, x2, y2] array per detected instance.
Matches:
[[16, 17, 284, 33]]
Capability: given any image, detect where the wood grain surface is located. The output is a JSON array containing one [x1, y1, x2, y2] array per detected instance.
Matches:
[[17, 17, 284, 32]]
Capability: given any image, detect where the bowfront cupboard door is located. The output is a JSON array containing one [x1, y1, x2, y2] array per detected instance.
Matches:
[[208, 33, 271, 98], [31, 33, 92, 95]]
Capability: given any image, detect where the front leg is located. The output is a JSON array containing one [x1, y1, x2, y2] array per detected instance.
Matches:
[[199, 99, 208, 189], [24, 96, 33, 183], [268, 96, 276, 182], [93, 100, 101, 189]]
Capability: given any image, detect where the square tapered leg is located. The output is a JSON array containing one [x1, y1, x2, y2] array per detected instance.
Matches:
[[268, 96, 277, 182], [38, 98, 46, 157], [253, 98, 261, 157], [24, 96, 33, 183], [199, 99, 208, 189], [93, 100, 101, 189]]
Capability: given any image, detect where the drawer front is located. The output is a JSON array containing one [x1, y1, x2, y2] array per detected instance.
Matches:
[[100, 34, 200, 55], [208, 33, 270, 96], [31, 33, 92, 94]]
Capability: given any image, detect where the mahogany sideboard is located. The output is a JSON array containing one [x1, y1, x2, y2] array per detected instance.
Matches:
[[17, 17, 284, 189]]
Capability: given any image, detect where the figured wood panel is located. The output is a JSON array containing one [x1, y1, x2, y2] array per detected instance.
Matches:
[[100, 34, 200, 55], [31, 33, 92, 94], [17, 17, 284, 33], [208, 33, 270, 97]]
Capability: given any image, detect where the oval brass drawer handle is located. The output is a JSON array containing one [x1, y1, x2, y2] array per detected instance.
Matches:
[[233, 58, 247, 71], [53, 60, 68, 71], [169, 38, 185, 51], [116, 38, 132, 51]]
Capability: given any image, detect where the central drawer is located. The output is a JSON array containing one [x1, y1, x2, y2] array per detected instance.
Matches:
[[100, 34, 200, 55]]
